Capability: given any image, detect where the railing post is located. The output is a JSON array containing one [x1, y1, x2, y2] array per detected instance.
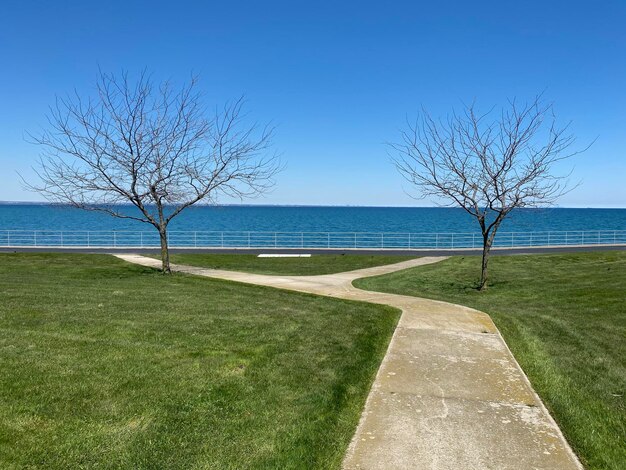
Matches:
[[34, 231, 37, 247], [194, 231, 197, 248], [409, 232, 412, 249], [451, 233, 454, 249], [6, 231, 8, 247], [301, 232, 304, 248], [436, 233, 439, 249], [113, 231, 116, 248], [381, 233, 384, 249], [565, 231, 568, 245], [61, 231, 64, 247], [248, 232, 251, 248], [274, 232, 277, 248], [221, 232, 224, 248]]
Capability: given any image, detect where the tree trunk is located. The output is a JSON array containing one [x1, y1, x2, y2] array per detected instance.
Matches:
[[478, 235, 492, 290], [159, 227, 171, 273]]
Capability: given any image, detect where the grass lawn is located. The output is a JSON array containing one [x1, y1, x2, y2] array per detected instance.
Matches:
[[0, 253, 400, 469], [354, 251, 626, 470], [151, 253, 415, 275]]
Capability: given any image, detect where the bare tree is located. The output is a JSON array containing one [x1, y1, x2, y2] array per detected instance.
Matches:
[[27, 70, 279, 272], [391, 97, 583, 290]]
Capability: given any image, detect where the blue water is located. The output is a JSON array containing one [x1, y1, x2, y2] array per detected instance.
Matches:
[[1, 204, 625, 233]]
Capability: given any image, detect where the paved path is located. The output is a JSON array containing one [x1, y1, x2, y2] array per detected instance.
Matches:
[[115, 254, 582, 470]]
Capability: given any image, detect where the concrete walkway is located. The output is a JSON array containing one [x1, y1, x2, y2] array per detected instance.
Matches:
[[115, 254, 582, 470]]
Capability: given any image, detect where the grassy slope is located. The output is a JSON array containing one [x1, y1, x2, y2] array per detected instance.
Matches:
[[354, 251, 626, 470], [153, 253, 415, 275], [0, 253, 400, 469]]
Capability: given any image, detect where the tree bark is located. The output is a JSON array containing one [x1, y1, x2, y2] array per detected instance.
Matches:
[[159, 227, 171, 273], [479, 234, 492, 290]]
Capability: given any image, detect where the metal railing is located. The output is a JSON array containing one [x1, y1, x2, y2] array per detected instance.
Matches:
[[1, 229, 625, 249]]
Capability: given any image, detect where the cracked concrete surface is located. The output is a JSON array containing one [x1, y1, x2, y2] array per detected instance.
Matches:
[[114, 254, 582, 470]]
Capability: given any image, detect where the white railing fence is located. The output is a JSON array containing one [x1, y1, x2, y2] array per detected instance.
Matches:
[[1, 230, 625, 249]]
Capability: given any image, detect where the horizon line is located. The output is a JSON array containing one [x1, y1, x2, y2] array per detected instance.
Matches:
[[0, 201, 625, 210]]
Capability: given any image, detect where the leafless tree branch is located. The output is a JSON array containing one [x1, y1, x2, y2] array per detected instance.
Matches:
[[25, 70, 280, 272], [390, 96, 586, 289]]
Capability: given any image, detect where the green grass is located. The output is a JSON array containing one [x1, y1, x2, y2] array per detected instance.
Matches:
[[0, 253, 400, 469], [152, 253, 415, 275], [354, 251, 626, 470]]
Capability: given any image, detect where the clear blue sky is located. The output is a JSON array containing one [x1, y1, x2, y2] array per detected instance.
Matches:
[[1, 0, 624, 207]]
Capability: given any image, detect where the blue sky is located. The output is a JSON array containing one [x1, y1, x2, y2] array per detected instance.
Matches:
[[1, 0, 624, 207]]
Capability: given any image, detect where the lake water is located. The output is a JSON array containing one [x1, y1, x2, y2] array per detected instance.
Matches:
[[1, 204, 625, 234]]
